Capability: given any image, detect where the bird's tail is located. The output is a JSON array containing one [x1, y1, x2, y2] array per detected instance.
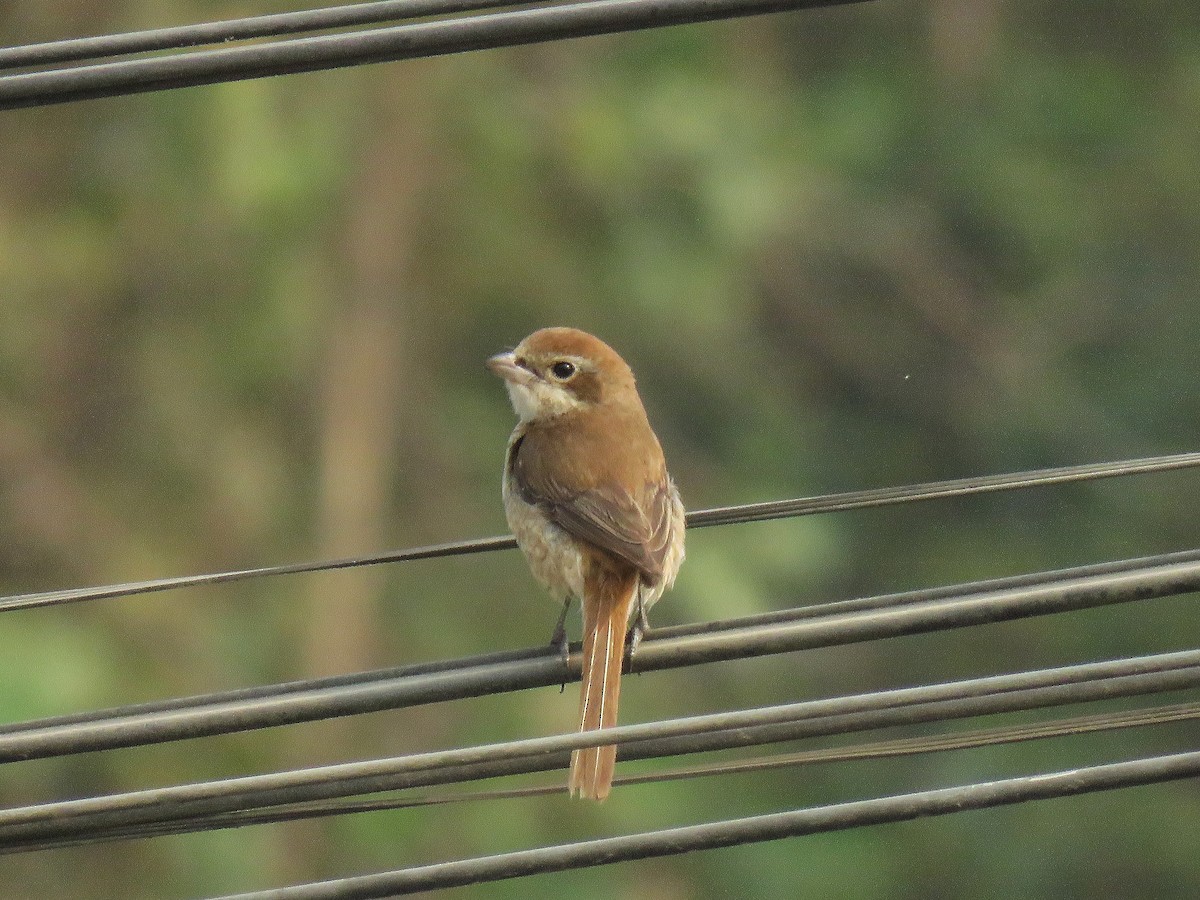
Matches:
[[569, 569, 639, 801]]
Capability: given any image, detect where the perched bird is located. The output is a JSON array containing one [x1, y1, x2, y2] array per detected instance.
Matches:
[[488, 327, 685, 800]]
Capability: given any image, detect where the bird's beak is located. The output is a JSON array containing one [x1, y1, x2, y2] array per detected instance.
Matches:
[[487, 351, 535, 385]]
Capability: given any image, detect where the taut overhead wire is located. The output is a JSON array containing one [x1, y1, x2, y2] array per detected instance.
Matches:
[[0, 0, 523, 70], [0, 0, 873, 109], [210, 750, 1200, 898], [2, 549, 1199, 762], [3, 648, 1199, 853], [3, 450, 1196, 614], [58, 699, 1196, 851]]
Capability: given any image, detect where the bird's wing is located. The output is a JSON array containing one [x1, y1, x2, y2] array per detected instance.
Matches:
[[548, 480, 675, 583], [510, 437, 674, 583]]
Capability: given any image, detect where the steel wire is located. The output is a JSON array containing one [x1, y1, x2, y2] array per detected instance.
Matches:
[[13, 700, 1200, 852], [2, 548, 1199, 762], [3, 648, 1198, 852], [1, 2, 1196, 886], [209, 749, 1200, 898], [6, 545, 1199, 746], [0, 0, 523, 70], [0, 0, 871, 109], [4, 450, 1197, 614]]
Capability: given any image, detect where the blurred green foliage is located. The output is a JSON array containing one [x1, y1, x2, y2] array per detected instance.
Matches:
[[2, 1, 1200, 896]]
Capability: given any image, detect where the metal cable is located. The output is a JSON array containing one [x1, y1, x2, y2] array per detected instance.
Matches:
[[3, 648, 1198, 852], [209, 750, 1200, 898], [683, 450, 1200, 527], [7, 544, 1200, 746], [0, 536, 516, 614], [0, 3, 1194, 885], [14, 700, 1200, 852], [0, 0, 522, 70], [617, 700, 1200, 783], [4, 450, 1197, 614], [2, 548, 1198, 762], [0, 0, 871, 110]]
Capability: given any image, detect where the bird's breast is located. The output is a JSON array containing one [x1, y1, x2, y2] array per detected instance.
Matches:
[[503, 469, 586, 603]]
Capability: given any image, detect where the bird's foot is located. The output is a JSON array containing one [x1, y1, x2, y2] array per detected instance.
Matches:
[[624, 590, 652, 671], [550, 599, 572, 691]]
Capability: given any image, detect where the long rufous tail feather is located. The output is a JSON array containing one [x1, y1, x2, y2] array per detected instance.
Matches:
[[569, 570, 638, 801]]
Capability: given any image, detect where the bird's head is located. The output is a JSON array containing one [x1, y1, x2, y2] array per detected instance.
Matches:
[[487, 327, 637, 424]]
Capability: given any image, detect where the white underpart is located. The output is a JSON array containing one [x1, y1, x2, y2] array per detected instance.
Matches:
[[502, 459, 586, 604], [656, 479, 687, 597]]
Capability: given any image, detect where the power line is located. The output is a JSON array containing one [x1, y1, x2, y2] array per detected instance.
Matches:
[[3, 648, 1198, 852], [0, 0, 871, 110], [0, 0, 520, 70], [3, 450, 1197, 614], [2, 2, 1193, 892], [0, 535, 516, 614], [8, 544, 1200, 748], [135, 700, 1200, 834], [0, 466, 1195, 888], [2, 548, 1199, 762], [209, 750, 1200, 898], [13, 700, 1200, 852], [684, 450, 1200, 527], [622, 700, 1200, 783]]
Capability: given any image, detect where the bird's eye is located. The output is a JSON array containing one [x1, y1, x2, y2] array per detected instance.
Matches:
[[550, 361, 576, 380]]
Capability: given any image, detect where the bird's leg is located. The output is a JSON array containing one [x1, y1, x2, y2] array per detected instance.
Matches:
[[625, 586, 651, 669], [550, 597, 572, 685]]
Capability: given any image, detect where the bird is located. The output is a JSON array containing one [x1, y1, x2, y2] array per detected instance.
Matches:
[[488, 327, 685, 800]]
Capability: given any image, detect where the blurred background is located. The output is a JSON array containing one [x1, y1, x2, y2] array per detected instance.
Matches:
[[2, 0, 1200, 896]]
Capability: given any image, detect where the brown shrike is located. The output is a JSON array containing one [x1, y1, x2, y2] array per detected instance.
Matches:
[[488, 327, 685, 801]]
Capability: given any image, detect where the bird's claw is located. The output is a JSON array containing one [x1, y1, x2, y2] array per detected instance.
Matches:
[[624, 589, 651, 670], [550, 599, 572, 691]]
